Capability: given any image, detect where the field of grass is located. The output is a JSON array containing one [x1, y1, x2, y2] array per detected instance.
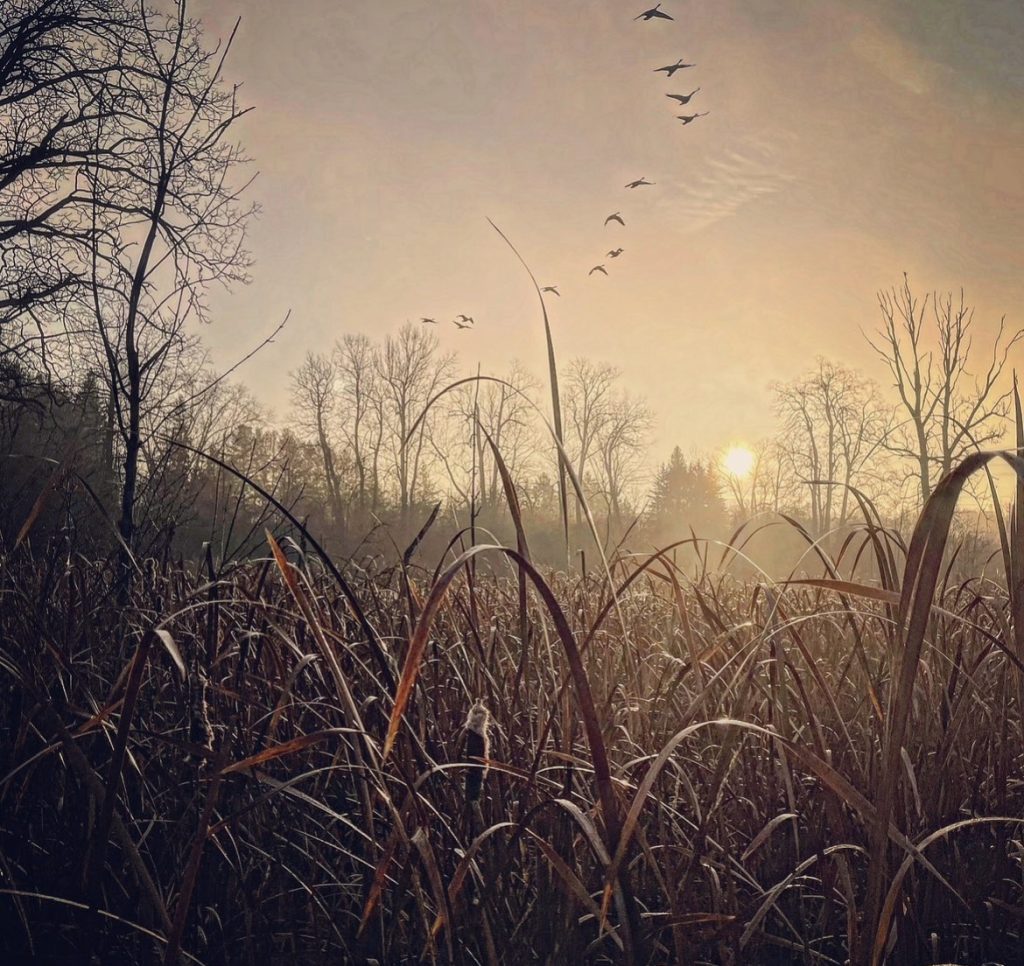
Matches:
[[4, 6, 1023, 963], [3, 442, 1024, 965]]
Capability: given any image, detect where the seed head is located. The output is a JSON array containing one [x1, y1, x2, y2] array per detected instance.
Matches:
[[463, 701, 490, 803]]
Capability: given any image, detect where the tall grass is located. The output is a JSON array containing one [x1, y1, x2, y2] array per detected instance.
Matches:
[[2, 436, 1024, 963], [2, 248, 1023, 961]]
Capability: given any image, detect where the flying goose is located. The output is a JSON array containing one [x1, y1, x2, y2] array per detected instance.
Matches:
[[635, 3, 673, 21], [666, 88, 700, 106], [654, 59, 695, 76]]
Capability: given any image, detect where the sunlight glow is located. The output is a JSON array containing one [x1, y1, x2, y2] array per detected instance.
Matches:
[[722, 445, 756, 479]]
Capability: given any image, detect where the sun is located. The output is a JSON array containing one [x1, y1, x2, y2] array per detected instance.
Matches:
[[722, 444, 756, 479]]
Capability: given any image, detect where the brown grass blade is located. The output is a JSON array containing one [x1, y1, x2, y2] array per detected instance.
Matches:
[[153, 628, 185, 680], [872, 817, 1024, 965], [863, 449, 1024, 964], [14, 463, 65, 549], [486, 217, 570, 561], [220, 728, 356, 774]]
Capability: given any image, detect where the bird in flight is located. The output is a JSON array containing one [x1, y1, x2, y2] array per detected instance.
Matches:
[[625, 177, 654, 189], [589, 265, 609, 276], [453, 319, 473, 330], [666, 88, 700, 106], [607, 248, 624, 258], [420, 317, 438, 324], [635, 3, 673, 21], [654, 59, 695, 77], [677, 112, 709, 125], [541, 285, 560, 297], [455, 314, 474, 324], [605, 211, 625, 227]]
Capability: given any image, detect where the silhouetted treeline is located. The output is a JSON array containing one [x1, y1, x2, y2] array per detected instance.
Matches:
[[2, 1, 1018, 579]]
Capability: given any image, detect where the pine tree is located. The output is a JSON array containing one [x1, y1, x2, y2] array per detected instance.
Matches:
[[647, 447, 726, 538]]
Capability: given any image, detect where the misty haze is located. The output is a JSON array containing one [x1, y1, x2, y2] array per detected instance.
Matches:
[[2, 2, 1023, 964]]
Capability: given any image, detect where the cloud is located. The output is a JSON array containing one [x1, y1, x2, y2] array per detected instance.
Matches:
[[658, 133, 797, 233]]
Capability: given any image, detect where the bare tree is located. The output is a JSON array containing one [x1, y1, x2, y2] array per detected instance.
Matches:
[[868, 276, 1023, 504], [136, 373, 262, 555], [749, 440, 797, 517], [0, 0, 159, 403], [441, 362, 540, 509], [772, 358, 890, 534], [75, 1, 254, 561], [375, 322, 455, 518], [594, 389, 652, 526], [0, 0, 135, 396], [722, 441, 784, 518], [563, 358, 618, 521], [291, 351, 346, 532], [334, 333, 379, 512]]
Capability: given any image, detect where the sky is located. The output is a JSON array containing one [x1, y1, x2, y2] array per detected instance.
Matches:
[[195, 0, 1024, 460]]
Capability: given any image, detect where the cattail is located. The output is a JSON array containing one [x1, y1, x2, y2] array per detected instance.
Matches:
[[463, 701, 490, 803], [188, 666, 214, 756]]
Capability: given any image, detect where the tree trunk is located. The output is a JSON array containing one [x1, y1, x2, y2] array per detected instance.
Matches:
[[317, 420, 346, 539], [117, 384, 141, 592]]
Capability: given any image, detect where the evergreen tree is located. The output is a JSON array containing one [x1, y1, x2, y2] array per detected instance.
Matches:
[[647, 447, 726, 539]]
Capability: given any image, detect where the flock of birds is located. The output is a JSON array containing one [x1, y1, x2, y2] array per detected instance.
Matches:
[[583, 3, 706, 282], [420, 313, 473, 329], [421, 2, 703, 331]]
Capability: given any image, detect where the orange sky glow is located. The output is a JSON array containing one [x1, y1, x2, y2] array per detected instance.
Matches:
[[196, 0, 1024, 460]]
